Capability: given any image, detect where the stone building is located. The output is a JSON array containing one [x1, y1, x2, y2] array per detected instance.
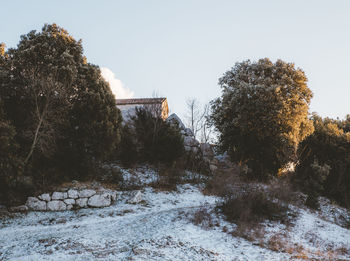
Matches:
[[116, 98, 169, 121]]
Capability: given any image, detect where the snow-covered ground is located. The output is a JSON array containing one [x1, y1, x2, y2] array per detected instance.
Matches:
[[0, 167, 349, 261]]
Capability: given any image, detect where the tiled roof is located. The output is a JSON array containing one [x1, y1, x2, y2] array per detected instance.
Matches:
[[115, 98, 167, 105]]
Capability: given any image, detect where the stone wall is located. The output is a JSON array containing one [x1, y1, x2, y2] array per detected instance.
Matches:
[[23, 188, 117, 212]]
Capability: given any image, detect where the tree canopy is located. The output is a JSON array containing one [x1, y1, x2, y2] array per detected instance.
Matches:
[[211, 58, 314, 178], [0, 24, 122, 201]]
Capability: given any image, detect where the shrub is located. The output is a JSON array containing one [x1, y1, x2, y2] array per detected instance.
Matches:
[[118, 124, 138, 167], [191, 206, 214, 229], [221, 189, 289, 224], [131, 107, 184, 164], [153, 162, 185, 190]]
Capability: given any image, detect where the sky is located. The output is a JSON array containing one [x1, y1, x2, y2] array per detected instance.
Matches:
[[1, 0, 349, 119]]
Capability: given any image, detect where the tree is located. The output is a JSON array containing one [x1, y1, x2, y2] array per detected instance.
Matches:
[[132, 107, 184, 163], [210, 58, 314, 179], [185, 98, 204, 140], [200, 102, 215, 143], [295, 114, 350, 208], [1, 24, 82, 170], [185, 98, 215, 143], [0, 24, 122, 181], [62, 63, 122, 176]]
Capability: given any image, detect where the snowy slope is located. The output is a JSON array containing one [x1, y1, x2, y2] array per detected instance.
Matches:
[[0, 168, 349, 261]]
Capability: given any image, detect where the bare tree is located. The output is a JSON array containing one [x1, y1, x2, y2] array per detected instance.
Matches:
[[185, 98, 204, 140], [200, 103, 214, 143]]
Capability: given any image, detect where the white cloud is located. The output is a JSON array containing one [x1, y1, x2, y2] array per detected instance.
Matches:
[[101, 67, 134, 99]]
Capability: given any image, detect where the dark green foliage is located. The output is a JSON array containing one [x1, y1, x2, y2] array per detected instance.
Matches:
[[118, 124, 138, 167], [295, 114, 350, 208], [210, 58, 314, 179], [0, 102, 21, 203], [61, 64, 122, 178], [131, 107, 184, 164], [0, 24, 122, 202]]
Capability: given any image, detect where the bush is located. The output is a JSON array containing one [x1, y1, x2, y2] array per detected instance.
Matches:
[[191, 206, 214, 229], [152, 162, 185, 190], [221, 189, 289, 224], [117, 124, 138, 167], [128, 107, 184, 164]]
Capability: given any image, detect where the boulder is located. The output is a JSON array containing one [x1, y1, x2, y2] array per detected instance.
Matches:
[[51, 192, 68, 200], [184, 136, 199, 147], [184, 128, 194, 137], [64, 199, 75, 205], [128, 190, 142, 204], [67, 189, 79, 199], [200, 143, 214, 159], [0, 205, 7, 212], [191, 147, 199, 154], [102, 190, 117, 202], [26, 197, 46, 211], [184, 145, 192, 152], [79, 189, 96, 198], [47, 201, 67, 211], [88, 193, 111, 207], [209, 164, 218, 172], [9, 205, 28, 212], [76, 198, 88, 208], [166, 113, 185, 129], [38, 193, 51, 202]]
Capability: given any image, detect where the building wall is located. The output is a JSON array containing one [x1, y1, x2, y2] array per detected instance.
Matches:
[[117, 101, 169, 121]]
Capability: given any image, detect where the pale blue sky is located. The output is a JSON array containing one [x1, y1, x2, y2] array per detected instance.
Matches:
[[1, 0, 349, 119]]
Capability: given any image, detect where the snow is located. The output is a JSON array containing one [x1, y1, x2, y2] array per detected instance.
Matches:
[[0, 167, 349, 260]]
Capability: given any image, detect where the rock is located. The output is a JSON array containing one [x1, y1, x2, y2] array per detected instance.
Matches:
[[184, 145, 192, 152], [51, 192, 68, 200], [26, 197, 46, 211], [184, 136, 199, 147], [66, 204, 73, 210], [210, 164, 218, 172], [76, 198, 88, 208], [184, 128, 194, 137], [111, 191, 117, 202], [166, 113, 185, 129], [191, 146, 199, 154], [38, 193, 51, 202], [79, 189, 96, 198], [128, 190, 142, 204], [67, 189, 79, 199], [0, 205, 9, 215], [9, 205, 28, 212], [47, 201, 66, 211], [103, 191, 117, 202], [201, 143, 214, 158], [64, 199, 75, 205], [88, 193, 111, 207]]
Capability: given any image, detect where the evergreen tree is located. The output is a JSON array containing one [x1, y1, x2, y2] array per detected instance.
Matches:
[[132, 107, 184, 164], [210, 58, 314, 179], [295, 114, 350, 208], [0, 24, 122, 182]]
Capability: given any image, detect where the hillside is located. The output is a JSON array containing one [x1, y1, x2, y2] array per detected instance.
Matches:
[[0, 166, 349, 261]]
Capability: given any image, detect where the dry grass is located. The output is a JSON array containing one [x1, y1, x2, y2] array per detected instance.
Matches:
[[191, 206, 215, 230]]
